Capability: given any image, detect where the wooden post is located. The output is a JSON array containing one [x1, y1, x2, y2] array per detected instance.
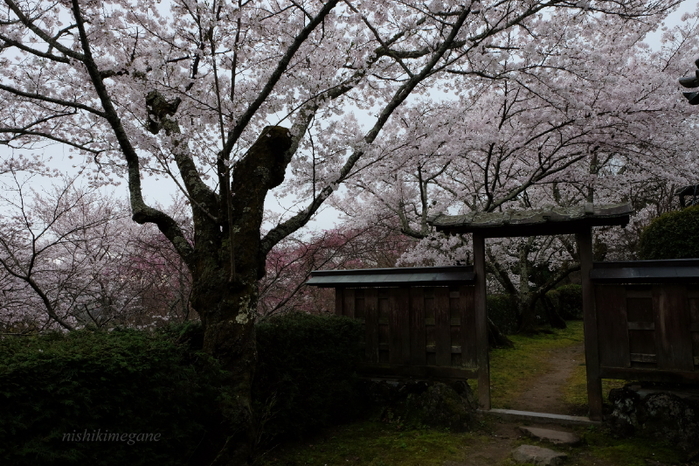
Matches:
[[473, 232, 490, 410], [576, 228, 603, 421]]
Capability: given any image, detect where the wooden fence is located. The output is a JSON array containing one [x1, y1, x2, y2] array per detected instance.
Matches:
[[307, 266, 481, 381], [590, 259, 699, 383], [335, 285, 478, 379]]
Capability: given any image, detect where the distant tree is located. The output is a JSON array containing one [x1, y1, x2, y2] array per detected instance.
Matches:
[[259, 225, 413, 319], [336, 6, 699, 332], [0, 174, 191, 332]]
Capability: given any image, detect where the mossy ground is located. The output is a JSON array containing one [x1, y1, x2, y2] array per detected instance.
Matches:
[[256, 322, 697, 466], [256, 422, 489, 466], [488, 321, 585, 409]]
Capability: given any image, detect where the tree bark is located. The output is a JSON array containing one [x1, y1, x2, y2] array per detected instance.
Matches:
[[188, 126, 292, 466]]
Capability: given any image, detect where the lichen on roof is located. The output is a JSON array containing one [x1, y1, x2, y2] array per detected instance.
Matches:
[[430, 203, 633, 237]]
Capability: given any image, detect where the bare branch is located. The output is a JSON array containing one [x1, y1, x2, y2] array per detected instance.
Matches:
[[221, 0, 342, 157]]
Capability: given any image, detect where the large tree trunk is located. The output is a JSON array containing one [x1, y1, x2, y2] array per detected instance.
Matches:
[[192, 273, 259, 465], [516, 241, 538, 335], [189, 127, 292, 466]]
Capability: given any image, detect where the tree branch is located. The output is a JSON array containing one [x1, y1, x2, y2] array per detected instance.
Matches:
[[69, 0, 195, 268], [3, 0, 85, 61], [262, 7, 472, 254], [221, 0, 341, 157]]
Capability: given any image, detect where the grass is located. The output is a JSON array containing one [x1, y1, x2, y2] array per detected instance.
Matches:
[[564, 364, 627, 414], [572, 427, 687, 466], [489, 321, 585, 409], [255, 421, 490, 466], [255, 321, 696, 466]]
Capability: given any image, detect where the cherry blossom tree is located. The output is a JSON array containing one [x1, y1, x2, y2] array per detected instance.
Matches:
[[121, 196, 195, 325], [0, 0, 684, 462], [259, 225, 413, 318], [0, 173, 192, 332], [335, 4, 699, 332]]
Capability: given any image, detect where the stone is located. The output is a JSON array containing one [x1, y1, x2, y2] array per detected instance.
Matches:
[[404, 381, 476, 432], [361, 380, 477, 431], [607, 386, 642, 437], [607, 384, 699, 451], [518, 426, 581, 446], [512, 444, 567, 466]]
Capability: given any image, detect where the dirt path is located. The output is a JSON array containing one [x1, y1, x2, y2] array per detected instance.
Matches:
[[444, 343, 589, 466], [511, 342, 585, 414]]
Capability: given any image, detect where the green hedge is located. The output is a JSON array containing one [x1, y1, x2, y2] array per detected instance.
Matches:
[[487, 294, 519, 334], [0, 314, 365, 465], [638, 205, 699, 259], [545, 284, 583, 320], [253, 312, 365, 443], [0, 327, 228, 466]]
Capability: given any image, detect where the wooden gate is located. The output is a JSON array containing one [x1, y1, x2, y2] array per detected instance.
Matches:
[[308, 202, 699, 421]]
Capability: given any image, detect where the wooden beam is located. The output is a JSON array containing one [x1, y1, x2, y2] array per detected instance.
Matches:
[[473, 232, 490, 410], [577, 228, 603, 421], [357, 364, 478, 380], [599, 366, 699, 383]]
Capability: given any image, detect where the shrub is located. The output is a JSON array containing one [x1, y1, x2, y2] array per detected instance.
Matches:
[[0, 328, 229, 466], [487, 294, 519, 334], [253, 312, 365, 443], [0, 314, 366, 464], [546, 284, 583, 320], [638, 205, 699, 259]]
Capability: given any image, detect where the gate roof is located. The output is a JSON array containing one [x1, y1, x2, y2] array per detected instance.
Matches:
[[430, 203, 632, 237], [591, 259, 699, 283], [306, 265, 474, 287]]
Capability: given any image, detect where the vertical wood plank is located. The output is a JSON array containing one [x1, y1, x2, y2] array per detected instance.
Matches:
[[689, 292, 699, 364], [627, 289, 656, 360], [435, 287, 452, 366], [410, 287, 426, 366], [577, 228, 603, 421], [342, 288, 355, 319], [424, 287, 436, 365], [399, 287, 411, 365], [390, 287, 411, 365], [654, 285, 694, 371], [365, 288, 379, 364], [354, 288, 365, 321], [596, 284, 630, 368], [378, 289, 390, 363], [473, 233, 490, 410]]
